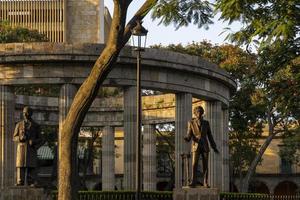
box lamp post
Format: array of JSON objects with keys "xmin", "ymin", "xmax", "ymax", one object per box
[{"xmin": 131, "ymin": 20, "xmax": 148, "ymax": 200}]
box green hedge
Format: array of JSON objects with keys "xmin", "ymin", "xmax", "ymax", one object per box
[{"xmin": 51, "ymin": 191, "xmax": 173, "ymax": 200}]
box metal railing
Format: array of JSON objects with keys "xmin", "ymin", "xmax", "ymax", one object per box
[
  {"xmin": 221, "ymin": 193, "xmax": 300, "ymax": 200},
  {"xmin": 51, "ymin": 191, "xmax": 300, "ymax": 200},
  {"xmin": 51, "ymin": 191, "xmax": 173, "ymax": 200}
]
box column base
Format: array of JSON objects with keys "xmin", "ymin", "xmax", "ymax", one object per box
[
  {"xmin": 0, "ymin": 186, "xmax": 46, "ymax": 200},
  {"xmin": 173, "ymin": 187, "xmax": 219, "ymax": 200}
]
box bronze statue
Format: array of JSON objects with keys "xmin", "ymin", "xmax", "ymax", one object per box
[
  {"xmin": 184, "ymin": 106, "xmax": 219, "ymax": 187},
  {"xmin": 13, "ymin": 106, "xmax": 42, "ymax": 186}
]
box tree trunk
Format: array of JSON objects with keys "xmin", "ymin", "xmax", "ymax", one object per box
[
  {"xmin": 58, "ymin": 1, "xmax": 157, "ymax": 199},
  {"xmin": 241, "ymin": 129, "xmax": 278, "ymax": 192}
]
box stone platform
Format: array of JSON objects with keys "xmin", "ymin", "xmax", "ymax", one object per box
[
  {"xmin": 173, "ymin": 187, "xmax": 219, "ymax": 200},
  {"xmin": 0, "ymin": 186, "xmax": 46, "ymax": 200}
]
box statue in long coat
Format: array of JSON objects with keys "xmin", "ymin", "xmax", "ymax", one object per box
[
  {"xmin": 184, "ymin": 106, "xmax": 219, "ymax": 187},
  {"xmin": 13, "ymin": 106, "xmax": 42, "ymax": 186}
]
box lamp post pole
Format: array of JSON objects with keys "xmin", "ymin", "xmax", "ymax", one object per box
[
  {"xmin": 136, "ymin": 39, "xmax": 142, "ymax": 200},
  {"xmin": 131, "ymin": 20, "xmax": 147, "ymax": 200}
]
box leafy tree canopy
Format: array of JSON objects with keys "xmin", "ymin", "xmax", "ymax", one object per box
[
  {"xmin": 216, "ymin": 0, "xmax": 299, "ymax": 48},
  {"xmin": 151, "ymin": 0, "xmax": 214, "ymax": 29}
]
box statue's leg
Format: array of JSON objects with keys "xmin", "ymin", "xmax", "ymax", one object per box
[
  {"xmin": 27, "ymin": 167, "xmax": 33, "ymax": 184},
  {"xmin": 202, "ymin": 152, "xmax": 209, "ymax": 187},
  {"xmin": 190, "ymin": 151, "xmax": 200, "ymax": 185},
  {"xmin": 27, "ymin": 167, "xmax": 38, "ymax": 186},
  {"xmin": 16, "ymin": 167, "xmax": 25, "ymax": 185}
]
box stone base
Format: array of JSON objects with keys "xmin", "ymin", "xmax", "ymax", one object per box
[
  {"xmin": 0, "ymin": 186, "xmax": 46, "ymax": 200},
  {"xmin": 173, "ymin": 187, "xmax": 219, "ymax": 200}
]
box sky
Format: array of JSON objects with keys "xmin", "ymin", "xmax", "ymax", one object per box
[{"xmin": 104, "ymin": 0, "xmax": 241, "ymax": 47}]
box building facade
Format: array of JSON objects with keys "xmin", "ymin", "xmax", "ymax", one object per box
[{"xmin": 0, "ymin": 0, "xmax": 109, "ymax": 43}]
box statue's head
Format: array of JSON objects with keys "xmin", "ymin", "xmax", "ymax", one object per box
[
  {"xmin": 193, "ymin": 106, "xmax": 204, "ymax": 119},
  {"xmin": 23, "ymin": 106, "xmax": 33, "ymax": 120}
]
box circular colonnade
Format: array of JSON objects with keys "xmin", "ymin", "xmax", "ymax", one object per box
[{"xmin": 0, "ymin": 43, "xmax": 236, "ymax": 191}]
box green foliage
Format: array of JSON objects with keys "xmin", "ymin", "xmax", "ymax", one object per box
[
  {"xmin": 40, "ymin": 125, "xmax": 58, "ymax": 153},
  {"xmin": 151, "ymin": 41, "xmax": 256, "ymax": 81},
  {"xmin": 215, "ymin": 0, "xmax": 299, "ymax": 48},
  {"xmin": 156, "ymin": 123, "xmax": 175, "ymax": 190},
  {"xmin": 0, "ymin": 20, "xmax": 48, "ymax": 43},
  {"xmin": 97, "ymin": 87, "xmax": 122, "ymax": 98},
  {"xmin": 279, "ymin": 128, "xmax": 300, "ymax": 165},
  {"xmin": 151, "ymin": 0, "xmax": 214, "ymax": 29},
  {"xmin": 14, "ymin": 85, "xmax": 61, "ymax": 97}
]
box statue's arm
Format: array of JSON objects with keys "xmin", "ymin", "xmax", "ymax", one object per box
[
  {"xmin": 207, "ymin": 121, "xmax": 218, "ymax": 152},
  {"xmin": 184, "ymin": 121, "xmax": 193, "ymax": 142},
  {"xmin": 13, "ymin": 123, "xmax": 20, "ymax": 142}
]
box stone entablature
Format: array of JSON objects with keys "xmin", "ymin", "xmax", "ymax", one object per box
[
  {"xmin": 14, "ymin": 94, "xmax": 203, "ymax": 126},
  {"xmin": 0, "ymin": 43, "xmax": 236, "ymax": 106}
]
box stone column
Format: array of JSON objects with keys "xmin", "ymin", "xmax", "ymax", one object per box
[
  {"xmin": 58, "ymin": 84, "xmax": 77, "ymax": 168},
  {"xmin": 205, "ymin": 101, "xmax": 223, "ymax": 189},
  {"xmin": 0, "ymin": 85, "xmax": 15, "ymax": 188},
  {"xmin": 222, "ymin": 107, "xmax": 230, "ymax": 191},
  {"xmin": 143, "ymin": 124, "xmax": 157, "ymax": 191},
  {"xmin": 102, "ymin": 126, "xmax": 115, "ymax": 190},
  {"xmin": 123, "ymin": 86, "xmax": 137, "ymax": 190},
  {"xmin": 175, "ymin": 93, "xmax": 192, "ymax": 189}
]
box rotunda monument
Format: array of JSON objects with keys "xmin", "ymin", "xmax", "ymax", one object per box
[{"xmin": 0, "ymin": 0, "xmax": 236, "ymax": 197}]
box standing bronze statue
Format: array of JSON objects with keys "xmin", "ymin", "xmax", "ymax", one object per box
[
  {"xmin": 184, "ymin": 106, "xmax": 219, "ymax": 187},
  {"xmin": 13, "ymin": 106, "xmax": 42, "ymax": 186}
]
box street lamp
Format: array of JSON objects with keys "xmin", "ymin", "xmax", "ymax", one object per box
[{"xmin": 131, "ymin": 20, "xmax": 148, "ymax": 200}]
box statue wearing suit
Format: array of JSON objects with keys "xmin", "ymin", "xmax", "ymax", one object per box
[
  {"xmin": 184, "ymin": 106, "xmax": 219, "ymax": 187},
  {"xmin": 13, "ymin": 106, "xmax": 42, "ymax": 186}
]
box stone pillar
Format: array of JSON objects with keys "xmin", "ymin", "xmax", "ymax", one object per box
[
  {"xmin": 205, "ymin": 101, "xmax": 223, "ymax": 190},
  {"xmin": 0, "ymin": 85, "xmax": 15, "ymax": 189},
  {"xmin": 102, "ymin": 126, "xmax": 115, "ymax": 190},
  {"xmin": 123, "ymin": 86, "xmax": 137, "ymax": 190},
  {"xmin": 143, "ymin": 124, "xmax": 157, "ymax": 191},
  {"xmin": 175, "ymin": 93, "xmax": 192, "ymax": 189},
  {"xmin": 222, "ymin": 107, "xmax": 230, "ymax": 192},
  {"xmin": 58, "ymin": 84, "xmax": 77, "ymax": 167}
]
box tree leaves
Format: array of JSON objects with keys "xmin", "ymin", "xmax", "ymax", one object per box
[
  {"xmin": 216, "ymin": 0, "xmax": 300, "ymax": 47},
  {"xmin": 151, "ymin": 0, "xmax": 214, "ymax": 29}
]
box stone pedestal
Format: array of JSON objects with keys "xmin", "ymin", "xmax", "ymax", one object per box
[
  {"xmin": 0, "ymin": 186, "xmax": 46, "ymax": 200},
  {"xmin": 173, "ymin": 187, "xmax": 219, "ymax": 200}
]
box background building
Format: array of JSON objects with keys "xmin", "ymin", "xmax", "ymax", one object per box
[{"xmin": 0, "ymin": 0, "xmax": 111, "ymax": 43}]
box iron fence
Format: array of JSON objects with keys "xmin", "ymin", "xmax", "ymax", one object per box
[
  {"xmin": 51, "ymin": 191, "xmax": 173, "ymax": 200},
  {"xmin": 221, "ymin": 193, "xmax": 300, "ymax": 200}
]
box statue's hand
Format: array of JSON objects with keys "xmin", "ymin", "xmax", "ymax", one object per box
[
  {"xmin": 213, "ymin": 148, "xmax": 220, "ymax": 154},
  {"xmin": 19, "ymin": 135, "xmax": 26, "ymax": 142},
  {"xmin": 29, "ymin": 140, "xmax": 33, "ymax": 146},
  {"xmin": 184, "ymin": 136, "xmax": 190, "ymax": 142}
]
